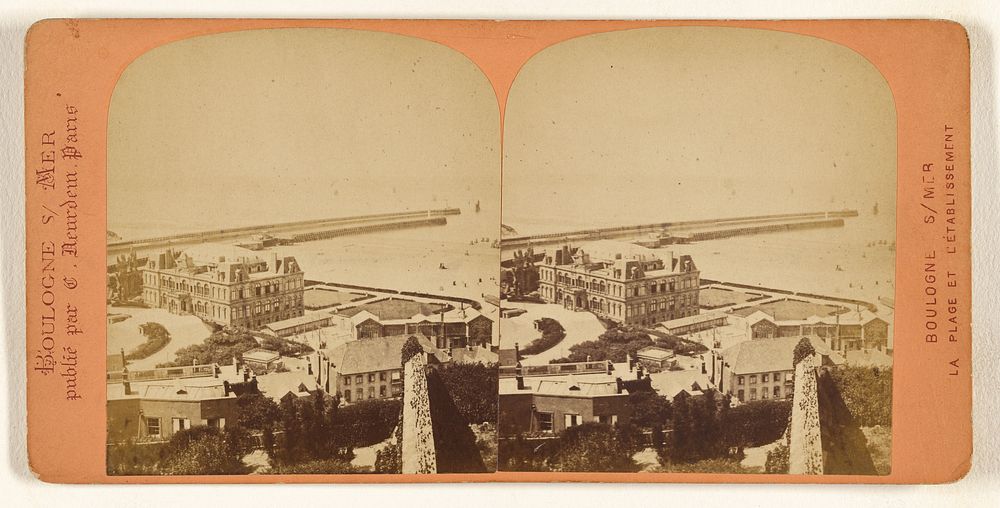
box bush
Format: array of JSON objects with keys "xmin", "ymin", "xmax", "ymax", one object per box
[
  {"xmin": 520, "ymin": 318, "xmax": 566, "ymax": 356},
  {"xmin": 157, "ymin": 329, "xmax": 310, "ymax": 368},
  {"xmin": 764, "ymin": 442, "xmax": 790, "ymax": 473},
  {"xmin": 827, "ymin": 366, "xmax": 892, "ymax": 427},
  {"xmin": 259, "ymin": 335, "xmax": 314, "ymax": 357},
  {"xmin": 549, "ymin": 423, "xmax": 639, "ymax": 472},
  {"xmin": 721, "ymin": 400, "xmax": 791, "ymax": 449},
  {"xmin": 627, "ymin": 390, "xmax": 672, "ymax": 430},
  {"xmin": 433, "ymin": 362, "xmax": 498, "ymax": 424},
  {"xmin": 125, "ymin": 322, "xmax": 171, "ymax": 360},
  {"xmin": 106, "ymin": 440, "xmax": 166, "ymax": 475},
  {"xmin": 159, "ymin": 426, "xmax": 247, "ymax": 475},
  {"xmin": 332, "ymin": 398, "xmax": 402, "ymax": 448},
  {"xmin": 551, "ymin": 326, "xmax": 652, "ymax": 364},
  {"xmin": 158, "ymin": 329, "xmax": 257, "ymax": 368}
]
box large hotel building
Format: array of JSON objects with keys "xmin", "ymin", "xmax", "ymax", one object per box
[
  {"xmin": 141, "ymin": 244, "xmax": 305, "ymax": 329},
  {"xmin": 537, "ymin": 241, "xmax": 700, "ymax": 326}
]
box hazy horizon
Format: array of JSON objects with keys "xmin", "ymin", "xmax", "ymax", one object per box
[
  {"xmin": 108, "ymin": 28, "xmax": 500, "ymax": 240},
  {"xmin": 502, "ymin": 27, "xmax": 896, "ymax": 237}
]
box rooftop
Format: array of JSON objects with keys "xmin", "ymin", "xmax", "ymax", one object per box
[
  {"xmin": 722, "ymin": 336, "xmax": 845, "ymax": 375},
  {"xmin": 326, "ymin": 334, "xmax": 449, "ymax": 376},
  {"xmin": 338, "ymin": 298, "xmax": 448, "ymax": 321}
]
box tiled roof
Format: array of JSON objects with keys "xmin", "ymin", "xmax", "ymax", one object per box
[
  {"xmin": 722, "ymin": 336, "xmax": 843, "ymax": 375},
  {"xmin": 451, "ymin": 347, "xmax": 499, "ymax": 365},
  {"xmin": 328, "ymin": 335, "xmax": 448, "ymax": 376}
]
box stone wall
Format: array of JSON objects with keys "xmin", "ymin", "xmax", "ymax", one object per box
[
  {"xmin": 401, "ymin": 353, "xmax": 437, "ymax": 474},
  {"xmin": 788, "ymin": 354, "xmax": 823, "ymax": 474}
]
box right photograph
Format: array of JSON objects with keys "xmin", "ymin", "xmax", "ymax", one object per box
[{"xmin": 497, "ymin": 27, "xmax": 896, "ymax": 475}]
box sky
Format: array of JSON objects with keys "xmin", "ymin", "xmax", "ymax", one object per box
[
  {"xmin": 108, "ymin": 28, "xmax": 500, "ymax": 239},
  {"xmin": 501, "ymin": 27, "xmax": 897, "ymax": 235}
]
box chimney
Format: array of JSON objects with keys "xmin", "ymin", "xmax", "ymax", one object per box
[
  {"xmin": 628, "ymin": 353, "xmax": 635, "ymax": 371},
  {"xmin": 606, "ymin": 361, "xmax": 613, "ymax": 375},
  {"xmin": 616, "ymin": 377, "xmax": 623, "ymax": 394},
  {"xmin": 243, "ymin": 366, "xmax": 250, "ymax": 382},
  {"xmin": 270, "ymin": 252, "xmax": 279, "ymax": 274},
  {"xmin": 516, "ymin": 373, "xmax": 525, "ymax": 390},
  {"xmin": 514, "ymin": 342, "xmax": 520, "ymax": 363},
  {"xmin": 223, "ymin": 380, "xmax": 232, "ymax": 397},
  {"xmin": 636, "ymin": 365, "xmax": 644, "ymax": 380},
  {"xmin": 214, "ymin": 365, "xmax": 220, "ymax": 378},
  {"xmin": 121, "ymin": 367, "xmax": 131, "ymax": 395}
]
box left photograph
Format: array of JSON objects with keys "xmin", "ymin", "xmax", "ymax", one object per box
[{"xmin": 104, "ymin": 29, "xmax": 501, "ymax": 475}]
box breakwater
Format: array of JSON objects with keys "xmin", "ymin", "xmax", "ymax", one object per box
[
  {"xmin": 108, "ymin": 207, "xmax": 461, "ymax": 256},
  {"xmin": 500, "ymin": 210, "xmax": 857, "ymax": 251}
]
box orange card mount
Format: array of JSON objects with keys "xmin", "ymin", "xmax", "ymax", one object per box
[{"xmin": 24, "ymin": 19, "xmax": 970, "ymax": 484}]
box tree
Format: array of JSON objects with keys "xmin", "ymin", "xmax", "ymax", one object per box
[
  {"xmin": 433, "ymin": 362, "xmax": 499, "ymax": 424},
  {"xmin": 667, "ymin": 391, "xmax": 693, "ymax": 463},
  {"xmin": 551, "ymin": 423, "xmax": 638, "ymax": 472},
  {"xmin": 721, "ymin": 399, "xmax": 792, "ymax": 453},
  {"xmin": 159, "ymin": 426, "xmax": 247, "ymax": 475},
  {"xmin": 279, "ymin": 395, "xmax": 301, "ymax": 464},
  {"xmin": 236, "ymin": 393, "xmax": 280, "ymax": 462},
  {"xmin": 627, "ymin": 390, "xmax": 672, "ymax": 430}
]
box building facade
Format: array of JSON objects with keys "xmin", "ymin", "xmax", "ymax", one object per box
[
  {"xmin": 320, "ymin": 334, "xmax": 450, "ymax": 404},
  {"xmin": 140, "ymin": 245, "xmax": 305, "ymax": 329},
  {"xmin": 744, "ymin": 309, "xmax": 890, "ymax": 353},
  {"xmin": 499, "ymin": 360, "xmax": 632, "ymax": 437},
  {"xmin": 537, "ymin": 241, "xmax": 700, "ymax": 326},
  {"xmin": 713, "ymin": 335, "xmax": 845, "ymax": 403},
  {"xmin": 344, "ymin": 302, "xmax": 494, "ymax": 350}
]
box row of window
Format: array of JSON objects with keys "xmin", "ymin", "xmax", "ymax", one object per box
[
  {"xmin": 343, "ymin": 371, "xmax": 402, "ymax": 386},
  {"xmin": 342, "ymin": 384, "xmax": 401, "ymax": 403},
  {"xmin": 144, "ymin": 271, "xmax": 303, "ymax": 302},
  {"xmin": 535, "ymin": 412, "xmax": 618, "ymax": 432},
  {"xmin": 143, "ymin": 416, "xmax": 226, "ymax": 437},
  {"xmin": 737, "ymin": 386, "xmax": 785, "ymax": 401},
  {"xmin": 736, "ymin": 372, "xmax": 790, "ymax": 386}
]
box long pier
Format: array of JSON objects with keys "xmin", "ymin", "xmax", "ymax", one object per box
[
  {"xmin": 499, "ymin": 210, "xmax": 858, "ymax": 251},
  {"xmin": 107, "ymin": 208, "xmax": 461, "ymax": 257}
]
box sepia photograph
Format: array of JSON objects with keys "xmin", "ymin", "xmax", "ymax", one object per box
[
  {"xmin": 103, "ymin": 28, "xmax": 501, "ymax": 475},
  {"xmin": 497, "ymin": 27, "xmax": 895, "ymax": 475}
]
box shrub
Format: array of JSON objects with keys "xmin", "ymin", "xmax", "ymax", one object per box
[
  {"xmin": 551, "ymin": 326, "xmax": 652, "ymax": 364},
  {"xmin": 520, "ymin": 318, "xmax": 566, "ymax": 356},
  {"xmin": 827, "ymin": 366, "xmax": 892, "ymax": 427},
  {"xmin": 259, "ymin": 335, "xmax": 314, "ymax": 357},
  {"xmin": 125, "ymin": 322, "xmax": 171, "ymax": 360},
  {"xmin": 549, "ymin": 423, "xmax": 639, "ymax": 472},
  {"xmin": 433, "ymin": 362, "xmax": 498, "ymax": 424},
  {"xmin": 332, "ymin": 398, "xmax": 402, "ymax": 448},
  {"xmin": 157, "ymin": 329, "xmax": 310, "ymax": 368},
  {"xmin": 721, "ymin": 400, "xmax": 791, "ymax": 449},
  {"xmin": 159, "ymin": 426, "xmax": 247, "ymax": 475},
  {"xmin": 764, "ymin": 442, "xmax": 790, "ymax": 473},
  {"xmin": 106, "ymin": 440, "xmax": 166, "ymax": 475}
]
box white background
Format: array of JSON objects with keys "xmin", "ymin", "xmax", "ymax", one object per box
[{"xmin": 1, "ymin": 1, "xmax": 998, "ymax": 506}]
